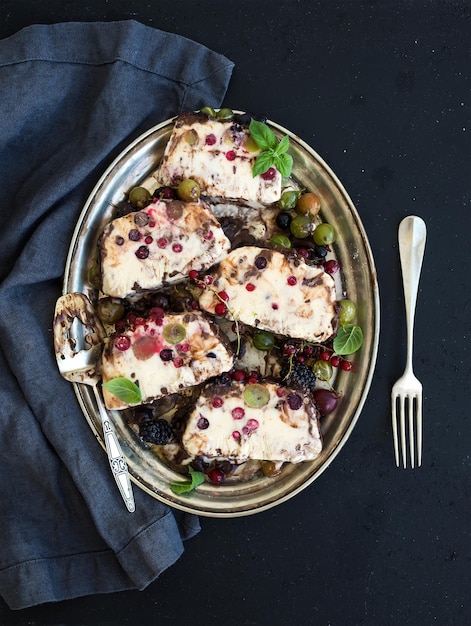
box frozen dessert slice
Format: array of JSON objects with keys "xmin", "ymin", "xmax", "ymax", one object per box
[
  {"xmin": 182, "ymin": 379, "xmax": 322, "ymax": 463},
  {"xmin": 101, "ymin": 310, "xmax": 234, "ymax": 410},
  {"xmin": 154, "ymin": 112, "xmax": 282, "ymax": 204},
  {"xmin": 198, "ymin": 246, "xmax": 337, "ymax": 342},
  {"xmin": 99, "ymin": 198, "xmax": 230, "ymax": 298}
]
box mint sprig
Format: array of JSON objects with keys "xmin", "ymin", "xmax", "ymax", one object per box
[
  {"xmin": 333, "ymin": 324, "xmax": 364, "ymax": 356},
  {"xmin": 249, "ymin": 119, "xmax": 293, "ymax": 178},
  {"xmin": 170, "ymin": 466, "xmax": 206, "ymax": 495},
  {"xmin": 102, "ymin": 377, "xmax": 142, "ymax": 404}
]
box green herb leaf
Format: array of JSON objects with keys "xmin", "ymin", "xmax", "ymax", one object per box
[
  {"xmin": 249, "ymin": 119, "xmax": 277, "ymax": 150},
  {"xmin": 252, "ymin": 151, "xmax": 275, "ymax": 177},
  {"xmin": 274, "ymin": 152, "xmax": 293, "ymax": 177},
  {"xmin": 333, "ymin": 324, "xmax": 364, "ymax": 355},
  {"xmin": 170, "ymin": 466, "xmax": 206, "ymax": 495},
  {"xmin": 276, "ymin": 134, "xmax": 290, "ymax": 155},
  {"xmin": 102, "ymin": 377, "xmax": 142, "ymax": 404},
  {"xmin": 249, "ymin": 120, "xmax": 293, "ymax": 178}
]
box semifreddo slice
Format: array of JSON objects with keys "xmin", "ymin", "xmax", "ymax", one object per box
[
  {"xmin": 198, "ymin": 246, "xmax": 338, "ymax": 342},
  {"xmin": 154, "ymin": 112, "xmax": 282, "ymax": 204},
  {"xmin": 182, "ymin": 379, "xmax": 323, "ymax": 463},
  {"xmin": 102, "ymin": 310, "xmax": 234, "ymax": 410},
  {"xmin": 99, "ymin": 198, "xmax": 230, "ymax": 298}
]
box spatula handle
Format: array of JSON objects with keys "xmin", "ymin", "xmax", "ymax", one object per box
[{"xmin": 94, "ymin": 387, "xmax": 135, "ymax": 513}]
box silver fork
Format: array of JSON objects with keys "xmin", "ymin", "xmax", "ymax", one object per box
[{"xmin": 391, "ymin": 216, "xmax": 427, "ymax": 468}]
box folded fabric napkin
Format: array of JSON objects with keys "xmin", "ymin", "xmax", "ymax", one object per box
[{"xmin": 0, "ymin": 20, "xmax": 234, "ymax": 610}]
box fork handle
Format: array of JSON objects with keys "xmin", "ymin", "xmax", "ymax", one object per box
[{"xmin": 398, "ymin": 216, "xmax": 427, "ymax": 373}]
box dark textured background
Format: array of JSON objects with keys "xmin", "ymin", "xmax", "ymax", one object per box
[{"xmin": 1, "ymin": 1, "xmax": 469, "ymax": 625}]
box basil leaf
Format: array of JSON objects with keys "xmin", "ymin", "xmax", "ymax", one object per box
[
  {"xmin": 102, "ymin": 377, "xmax": 142, "ymax": 404},
  {"xmin": 170, "ymin": 467, "xmax": 206, "ymax": 495},
  {"xmin": 275, "ymin": 134, "xmax": 290, "ymax": 155},
  {"xmin": 249, "ymin": 119, "xmax": 277, "ymax": 151},
  {"xmin": 274, "ymin": 152, "xmax": 293, "ymax": 177},
  {"xmin": 252, "ymin": 151, "xmax": 275, "ymax": 177},
  {"xmin": 333, "ymin": 324, "xmax": 364, "ymax": 355}
]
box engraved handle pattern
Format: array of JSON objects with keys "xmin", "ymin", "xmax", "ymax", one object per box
[
  {"xmin": 101, "ymin": 417, "xmax": 136, "ymax": 512},
  {"xmin": 95, "ymin": 388, "xmax": 135, "ymax": 513}
]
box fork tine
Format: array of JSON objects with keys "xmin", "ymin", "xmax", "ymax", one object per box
[
  {"xmin": 416, "ymin": 394, "xmax": 423, "ymax": 467},
  {"xmin": 408, "ymin": 395, "xmax": 415, "ymax": 469},
  {"xmin": 399, "ymin": 395, "xmax": 407, "ymax": 469},
  {"xmin": 392, "ymin": 394, "xmax": 400, "ymax": 467}
]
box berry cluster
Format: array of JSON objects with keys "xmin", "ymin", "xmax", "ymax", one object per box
[
  {"xmin": 319, "ymin": 349, "xmax": 353, "ymax": 372},
  {"xmin": 139, "ymin": 418, "xmax": 174, "ymax": 445},
  {"xmin": 280, "ymin": 360, "xmax": 317, "ymax": 393}
]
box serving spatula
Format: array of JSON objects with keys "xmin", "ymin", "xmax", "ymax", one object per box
[{"xmin": 53, "ymin": 292, "xmax": 135, "ymax": 512}]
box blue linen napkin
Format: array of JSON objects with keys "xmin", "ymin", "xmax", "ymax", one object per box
[{"xmin": 0, "ymin": 20, "xmax": 234, "ymax": 610}]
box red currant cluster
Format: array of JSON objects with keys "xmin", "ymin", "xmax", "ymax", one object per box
[
  {"xmin": 319, "ymin": 348, "xmax": 352, "ymax": 371},
  {"xmin": 228, "ymin": 368, "xmax": 260, "ymax": 385},
  {"xmin": 188, "ymin": 269, "xmax": 231, "ymax": 317},
  {"xmin": 282, "ymin": 341, "xmax": 352, "ymax": 371},
  {"xmin": 282, "ymin": 341, "xmax": 317, "ymax": 364}
]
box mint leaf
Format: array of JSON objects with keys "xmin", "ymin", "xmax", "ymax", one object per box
[
  {"xmin": 249, "ymin": 119, "xmax": 277, "ymax": 151},
  {"xmin": 275, "ymin": 134, "xmax": 290, "ymax": 155},
  {"xmin": 252, "ymin": 151, "xmax": 275, "ymax": 177},
  {"xmin": 102, "ymin": 377, "xmax": 142, "ymax": 404},
  {"xmin": 274, "ymin": 152, "xmax": 293, "ymax": 177},
  {"xmin": 333, "ymin": 324, "xmax": 364, "ymax": 355},
  {"xmin": 170, "ymin": 466, "xmax": 206, "ymax": 495},
  {"xmin": 249, "ymin": 121, "xmax": 292, "ymax": 178}
]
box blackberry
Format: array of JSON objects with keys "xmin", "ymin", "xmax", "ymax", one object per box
[
  {"xmin": 139, "ymin": 419, "xmax": 173, "ymax": 445},
  {"xmin": 280, "ymin": 360, "xmax": 317, "ymax": 393}
]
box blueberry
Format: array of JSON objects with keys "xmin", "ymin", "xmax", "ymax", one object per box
[
  {"xmin": 314, "ymin": 245, "xmax": 328, "ymax": 258},
  {"xmin": 276, "ymin": 211, "xmax": 292, "ymax": 230},
  {"xmin": 254, "ymin": 256, "xmax": 268, "ymax": 270},
  {"xmin": 233, "ymin": 111, "xmax": 268, "ymax": 126}
]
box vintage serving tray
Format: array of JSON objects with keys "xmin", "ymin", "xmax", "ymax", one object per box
[{"xmin": 63, "ymin": 113, "xmax": 380, "ymax": 517}]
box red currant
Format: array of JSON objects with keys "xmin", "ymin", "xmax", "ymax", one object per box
[
  {"xmin": 283, "ymin": 344, "xmax": 297, "ymax": 356},
  {"xmin": 188, "ymin": 269, "xmax": 200, "ymax": 280},
  {"xmin": 114, "ymin": 335, "xmax": 131, "ymax": 351},
  {"xmin": 324, "ymin": 259, "xmax": 340, "ymax": 274},
  {"xmin": 232, "ymin": 407, "xmax": 245, "ymax": 420},
  {"xmin": 214, "ymin": 302, "xmax": 227, "ymax": 316},
  {"xmin": 231, "ymin": 370, "xmax": 246, "ymax": 382},
  {"xmin": 208, "ymin": 468, "xmax": 225, "ymax": 484},
  {"xmin": 261, "ymin": 167, "xmax": 277, "ymax": 181}
]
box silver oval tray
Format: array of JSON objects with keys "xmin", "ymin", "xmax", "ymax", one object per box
[{"xmin": 63, "ymin": 114, "xmax": 380, "ymax": 517}]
